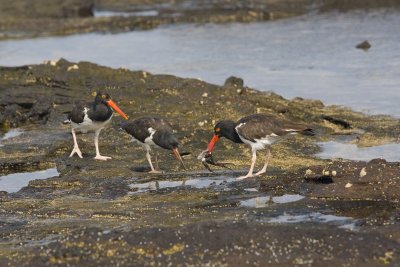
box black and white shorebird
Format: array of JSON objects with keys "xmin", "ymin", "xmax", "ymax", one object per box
[
  {"xmin": 67, "ymin": 92, "xmax": 129, "ymax": 160},
  {"xmin": 121, "ymin": 116, "xmax": 185, "ymax": 173},
  {"xmin": 204, "ymin": 114, "xmax": 314, "ymax": 180}
]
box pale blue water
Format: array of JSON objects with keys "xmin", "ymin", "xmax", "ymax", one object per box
[
  {"xmin": 129, "ymin": 176, "xmax": 236, "ymax": 194},
  {"xmin": 0, "ymin": 128, "xmax": 23, "ymax": 147},
  {"xmin": 0, "ymin": 9, "xmax": 399, "ymax": 116},
  {"xmin": 0, "ymin": 168, "xmax": 59, "ymax": 193},
  {"xmin": 317, "ymin": 141, "xmax": 400, "ymax": 162},
  {"xmin": 240, "ymin": 194, "xmax": 305, "ymax": 208},
  {"xmin": 266, "ymin": 212, "xmax": 358, "ymax": 231}
]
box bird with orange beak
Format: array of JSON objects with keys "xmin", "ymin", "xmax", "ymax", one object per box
[
  {"xmin": 203, "ymin": 114, "xmax": 314, "ymax": 180},
  {"xmin": 67, "ymin": 92, "xmax": 129, "ymax": 160},
  {"xmin": 121, "ymin": 116, "xmax": 185, "ymax": 173}
]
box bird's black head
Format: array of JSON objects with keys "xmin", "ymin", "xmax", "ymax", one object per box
[
  {"xmin": 92, "ymin": 91, "xmax": 129, "ymax": 120},
  {"xmin": 214, "ymin": 120, "xmax": 237, "ymax": 139},
  {"xmin": 207, "ymin": 120, "xmax": 241, "ymax": 154},
  {"xmin": 94, "ymin": 92, "xmax": 112, "ymax": 104}
]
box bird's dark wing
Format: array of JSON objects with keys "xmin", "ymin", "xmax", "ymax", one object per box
[
  {"xmin": 236, "ymin": 114, "xmax": 312, "ymax": 142},
  {"xmin": 69, "ymin": 101, "xmax": 86, "ymax": 123},
  {"xmin": 152, "ymin": 129, "xmax": 180, "ymax": 150},
  {"xmin": 147, "ymin": 116, "xmax": 174, "ymax": 132},
  {"xmin": 121, "ymin": 118, "xmax": 152, "ymax": 143},
  {"xmin": 147, "ymin": 116, "xmax": 180, "ymax": 149},
  {"xmin": 122, "ymin": 116, "xmax": 180, "ymax": 149}
]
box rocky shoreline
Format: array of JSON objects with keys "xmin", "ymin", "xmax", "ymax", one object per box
[{"xmin": 0, "ymin": 60, "xmax": 399, "ymax": 265}]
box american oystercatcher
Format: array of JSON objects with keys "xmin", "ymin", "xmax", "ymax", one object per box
[
  {"xmin": 121, "ymin": 116, "xmax": 185, "ymax": 173},
  {"xmin": 204, "ymin": 113, "xmax": 314, "ymax": 180},
  {"xmin": 67, "ymin": 92, "xmax": 128, "ymax": 160}
]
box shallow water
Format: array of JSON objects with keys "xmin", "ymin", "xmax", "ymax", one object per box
[
  {"xmin": 240, "ymin": 194, "xmax": 305, "ymax": 208},
  {"xmin": 0, "ymin": 168, "xmax": 59, "ymax": 193},
  {"xmin": 266, "ymin": 212, "xmax": 358, "ymax": 230},
  {"xmin": 129, "ymin": 176, "xmax": 236, "ymax": 194},
  {"xmin": 93, "ymin": 10, "xmax": 159, "ymax": 17},
  {"xmin": 0, "ymin": 9, "xmax": 399, "ymax": 116},
  {"xmin": 0, "ymin": 129, "xmax": 23, "ymax": 147},
  {"xmin": 317, "ymin": 141, "xmax": 400, "ymax": 162}
]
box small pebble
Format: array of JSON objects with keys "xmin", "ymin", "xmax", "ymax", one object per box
[
  {"xmin": 359, "ymin": 167, "xmax": 367, "ymax": 177},
  {"xmin": 345, "ymin": 183, "xmax": 353, "ymax": 188},
  {"xmin": 67, "ymin": 64, "xmax": 79, "ymax": 71}
]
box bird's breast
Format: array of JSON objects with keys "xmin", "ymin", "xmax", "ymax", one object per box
[{"xmin": 72, "ymin": 108, "xmax": 113, "ymax": 132}]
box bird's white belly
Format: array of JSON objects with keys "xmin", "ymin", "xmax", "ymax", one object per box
[
  {"xmin": 144, "ymin": 136, "xmax": 156, "ymax": 147},
  {"xmin": 72, "ymin": 113, "xmax": 113, "ymax": 133},
  {"xmin": 239, "ymin": 134, "xmax": 278, "ymax": 151},
  {"xmin": 144, "ymin": 127, "xmax": 160, "ymax": 149},
  {"xmin": 130, "ymin": 136, "xmax": 153, "ymax": 146},
  {"xmin": 130, "ymin": 127, "xmax": 158, "ymax": 151}
]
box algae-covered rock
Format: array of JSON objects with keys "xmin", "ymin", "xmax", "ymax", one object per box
[{"xmin": 1, "ymin": 60, "xmax": 400, "ymax": 266}]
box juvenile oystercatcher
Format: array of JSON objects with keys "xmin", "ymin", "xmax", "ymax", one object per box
[
  {"xmin": 67, "ymin": 92, "xmax": 128, "ymax": 160},
  {"xmin": 121, "ymin": 116, "xmax": 185, "ymax": 173},
  {"xmin": 204, "ymin": 114, "xmax": 314, "ymax": 180}
]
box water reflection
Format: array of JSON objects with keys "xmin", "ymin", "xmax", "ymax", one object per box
[
  {"xmin": 0, "ymin": 168, "xmax": 59, "ymax": 193},
  {"xmin": 240, "ymin": 194, "xmax": 305, "ymax": 208},
  {"xmin": 317, "ymin": 141, "xmax": 400, "ymax": 162},
  {"xmin": 267, "ymin": 212, "xmax": 358, "ymax": 231},
  {"xmin": 93, "ymin": 10, "xmax": 159, "ymax": 17},
  {"xmin": 129, "ymin": 176, "xmax": 236, "ymax": 194},
  {"xmin": 0, "ymin": 129, "xmax": 23, "ymax": 147}
]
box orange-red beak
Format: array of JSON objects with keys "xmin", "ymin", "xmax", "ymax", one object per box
[
  {"xmin": 207, "ymin": 134, "xmax": 219, "ymax": 153},
  {"xmin": 172, "ymin": 147, "xmax": 186, "ymax": 170},
  {"xmin": 106, "ymin": 99, "xmax": 129, "ymax": 120}
]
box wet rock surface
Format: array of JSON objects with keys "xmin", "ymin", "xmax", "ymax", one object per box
[
  {"xmin": 0, "ymin": 60, "xmax": 400, "ymax": 265},
  {"xmin": 1, "ymin": 0, "xmax": 400, "ymax": 40}
]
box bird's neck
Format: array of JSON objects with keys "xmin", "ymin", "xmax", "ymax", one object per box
[
  {"xmin": 94, "ymin": 102, "xmax": 111, "ymax": 113},
  {"xmin": 221, "ymin": 122, "xmax": 243, "ymax": 143}
]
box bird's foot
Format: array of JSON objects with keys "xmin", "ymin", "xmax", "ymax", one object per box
[
  {"xmin": 236, "ymin": 174, "xmax": 255, "ymax": 180},
  {"xmin": 254, "ymin": 170, "xmax": 267, "ymax": 176},
  {"xmin": 149, "ymin": 170, "xmax": 162, "ymax": 174},
  {"xmin": 94, "ymin": 155, "xmax": 112, "ymax": 161},
  {"xmin": 69, "ymin": 147, "xmax": 83, "ymax": 158}
]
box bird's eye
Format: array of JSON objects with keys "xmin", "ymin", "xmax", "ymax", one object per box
[
  {"xmin": 102, "ymin": 95, "xmax": 106, "ymax": 99},
  {"xmin": 215, "ymin": 128, "xmax": 221, "ymax": 133}
]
